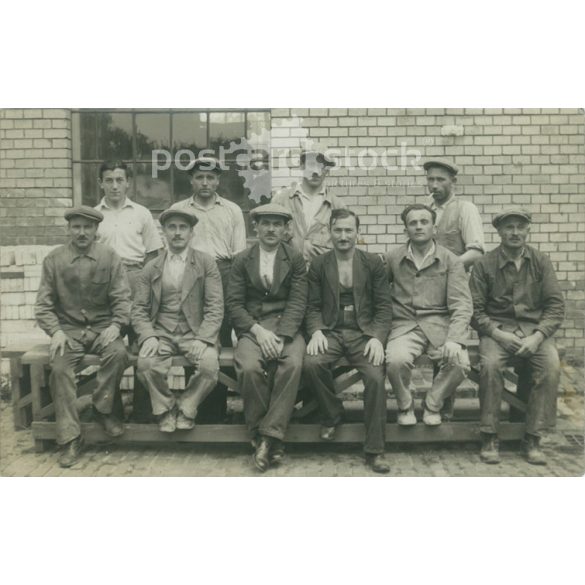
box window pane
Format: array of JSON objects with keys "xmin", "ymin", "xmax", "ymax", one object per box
[
  {"xmin": 136, "ymin": 113, "xmax": 171, "ymax": 160},
  {"xmin": 72, "ymin": 112, "xmax": 98, "ymax": 160},
  {"xmin": 247, "ymin": 111, "xmax": 271, "ymax": 145},
  {"xmin": 172, "ymin": 112, "xmax": 207, "ymax": 155},
  {"xmin": 134, "ymin": 162, "xmax": 172, "ymax": 211},
  {"xmin": 209, "ymin": 112, "xmax": 245, "ymax": 152},
  {"xmin": 97, "ymin": 112, "xmax": 133, "ymax": 160},
  {"xmin": 173, "ymin": 167, "xmax": 193, "ymax": 203},
  {"xmin": 73, "ymin": 163, "xmax": 102, "ymax": 207}
]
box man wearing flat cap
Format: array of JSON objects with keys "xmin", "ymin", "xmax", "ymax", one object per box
[
  {"xmin": 171, "ymin": 156, "xmax": 247, "ymax": 347},
  {"xmin": 423, "ymin": 158, "xmax": 485, "ymax": 270},
  {"xmin": 470, "ymin": 208, "xmax": 565, "ymax": 465},
  {"xmin": 35, "ymin": 206, "xmax": 131, "ymax": 467},
  {"xmin": 132, "ymin": 207, "xmax": 224, "ymax": 432},
  {"xmin": 227, "ymin": 203, "xmax": 307, "ymax": 472},
  {"xmin": 272, "ymin": 149, "xmax": 346, "ymax": 263}
]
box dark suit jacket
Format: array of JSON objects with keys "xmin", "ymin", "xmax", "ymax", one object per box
[
  {"xmin": 227, "ymin": 242, "xmax": 307, "ymax": 339},
  {"xmin": 305, "ymin": 248, "xmax": 392, "ymax": 344},
  {"xmin": 131, "ymin": 248, "xmax": 224, "ymax": 346}
]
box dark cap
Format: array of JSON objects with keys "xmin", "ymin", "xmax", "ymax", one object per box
[
  {"xmin": 250, "ymin": 203, "xmax": 292, "ymax": 222},
  {"xmin": 186, "ymin": 156, "xmax": 223, "ymax": 176},
  {"xmin": 300, "ymin": 149, "xmax": 336, "ymax": 168},
  {"xmin": 492, "ymin": 207, "xmax": 532, "ymax": 228},
  {"xmin": 64, "ymin": 206, "xmax": 104, "ymax": 223},
  {"xmin": 159, "ymin": 208, "xmax": 199, "ymax": 227},
  {"xmin": 423, "ymin": 158, "xmax": 459, "ymax": 176}
]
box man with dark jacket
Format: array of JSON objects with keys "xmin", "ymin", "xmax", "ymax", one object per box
[
  {"xmin": 470, "ymin": 208, "xmax": 565, "ymax": 465},
  {"xmin": 302, "ymin": 209, "xmax": 393, "ymax": 473},
  {"xmin": 227, "ymin": 203, "xmax": 307, "ymax": 472},
  {"xmin": 35, "ymin": 206, "xmax": 131, "ymax": 468},
  {"xmin": 132, "ymin": 208, "xmax": 223, "ymax": 433}
]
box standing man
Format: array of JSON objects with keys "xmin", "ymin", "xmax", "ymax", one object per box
[
  {"xmin": 470, "ymin": 208, "xmax": 564, "ymax": 465},
  {"xmin": 132, "ymin": 208, "xmax": 223, "ymax": 433},
  {"xmin": 227, "ymin": 203, "xmax": 307, "ymax": 472},
  {"xmin": 35, "ymin": 206, "xmax": 131, "ymax": 468},
  {"xmin": 424, "ymin": 158, "xmax": 485, "ymax": 270},
  {"xmin": 171, "ymin": 156, "xmax": 247, "ymax": 347},
  {"xmin": 303, "ymin": 209, "xmax": 392, "ymax": 474},
  {"xmin": 272, "ymin": 150, "xmax": 345, "ymax": 263},
  {"xmin": 95, "ymin": 160, "xmax": 163, "ymax": 293},
  {"xmin": 384, "ymin": 204, "xmax": 473, "ymax": 426}
]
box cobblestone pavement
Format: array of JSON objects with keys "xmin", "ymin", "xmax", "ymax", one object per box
[{"xmin": 1, "ymin": 390, "xmax": 583, "ymax": 477}]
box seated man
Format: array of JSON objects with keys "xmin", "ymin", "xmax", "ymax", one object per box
[
  {"xmin": 303, "ymin": 209, "xmax": 392, "ymax": 474},
  {"xmin": 132, "ymin": 208, "xmax": 223, "ymax": 432},
  {"xmin": 385, "ymin": 204, "xmax": 472, "ymax": 427},
  {"xmin": 35, "ymin": 206, "xmax": 131, "ymax": 468},
  {"xmin": 470, "ymin": 208, "xmax": 565, "ymax": 465},
  {"xmin": 227, "ymin": 203, "xmax": 307, "ymax": 472}
]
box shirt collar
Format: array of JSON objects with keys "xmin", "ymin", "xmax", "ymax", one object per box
[
  {"xmin": 189, "ymin": 193, "xmax": 222, "ymax": 208},
  {"xmin": 291, "ymin": 182, "xmax": 330, "ymax": 202},
  {"xmin": 96, "ymin": 197, "xmax": 135, "ymax": 210},
  {"xmin": 68, "ymin": 241, "xmax": 98, "ymax": 261},
  {"xmin": 497, "ymin": 245, "xmax": 529, "ymax": 269},
  {"xmin": 429, "ymin": 194, "xmax": 455, "ymax": 210},
  {"xmin": 406, "ymin": 240, "xmax": 437, "ymax": 266},
  {"xmin": 169, "ymin": 248, "xmax": 189, "ymax": 263}
]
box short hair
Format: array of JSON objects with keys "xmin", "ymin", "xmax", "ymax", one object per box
[
  {"xmin": 99, "ymin": 160, "xmax": 130, "ymax": 181},
  {"xmin": 330, "ymin": 208, "xmax": 360, "ymax": 230},
  {"xmin": 400, "ymin": 204, "xmax": 436, "ymax": 226}
]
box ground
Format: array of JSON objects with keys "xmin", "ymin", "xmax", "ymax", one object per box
[{"xmin": 1, "ymin": 372, "xmax": 583, "ymax": 476}]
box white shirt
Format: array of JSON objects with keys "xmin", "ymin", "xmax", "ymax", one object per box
[
  {"xmin": 407, "ymin": 241, "xmax": 436, "ymax": 271},
  {"xmin": 165, "ymin": 248, "xmax": 188, "ymax": 288},
  {"xmin": 259, "ymin": 247, "xmax": 278, "ymax": 289}
]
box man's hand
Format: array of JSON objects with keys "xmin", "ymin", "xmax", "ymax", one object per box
[
  {"xmin": 96, "ymin": 324, "xmax": 121, "ymax": 349},
  {"xmin": 187, "ymin": 339, "xmax": 208, "ymax": 362},
  {"xmin": 307, "ymin": 330, "xmax": 329, "ymax": 356},
  {"xmin": 492, "ymin": 329, "xmax": 523, "ymax": 354},
  {"xmin": 251, "ymin": 324, "xmax": 283, "ymax": 360},
  {"xmin": 515, "ymin": 331, "xmax": 545, "ymax": 358},
  {"xmin": 363, "ymin": 337, "xmax": 384, "ymax": 366},
  {"xmin": 441, "ymin": 341, "xmax": 470, "ymax": 372},
  {"xmin": 50, "ymin": 330, "xmax": 72, "ymax": 360},
  {"xmin": 139, "ymin": 337, "xmax": 160, "ymax": 358}
]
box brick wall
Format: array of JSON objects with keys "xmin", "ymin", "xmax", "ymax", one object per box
[
  {"xmin": 0, "ymin": 108, "xmax": 583, "ymax": 365},
  {"xmin": 0, "ymin": 109, "xmax": 73, "ymax": 246},
  {"xmin": 270, "ymin": 109, "xmax": 585, "ymax": 364}
]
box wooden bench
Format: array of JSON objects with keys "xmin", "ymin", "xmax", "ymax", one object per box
[{"xmin": 11, "ymin": 342, "xmax": 528, "ymax": 451}]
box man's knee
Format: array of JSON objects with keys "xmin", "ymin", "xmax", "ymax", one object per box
[
  {"xmin": 50, "ymin": 356, "xmax": 75, "ymax": 379},
  {"xmin": 198, "ymin": 348, "xmax": 220, "ymax": 378},
  {"xmin": 102, "ymin": 340, "xmax": 128, "ymax": 363},
  {"xmin": 361, "ymin": 364, "xmax": 386, "ymax": 390},
  {"xmin": 385, "ymin": 344, "xmax": 413, "ymax": 376},
  {"xmin": 302, "ymin": 353, "xmax": 328, "ymax": 375}
]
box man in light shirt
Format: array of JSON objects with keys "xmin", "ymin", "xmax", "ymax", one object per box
[
  {"xmin": 132, "ymin": 208, "xmax": 223, "ymax": 433},
  {"xmin": 95, "ymin": 160, "xmax": 163, "ymax": 293},
  {"xmin": 171, "ymin": 156, "xmax": 247, "ymax": 347},
  {"xmin": 272, "ymin": 150, "xmax": 345, "ymax": 263},
  {"xmin": 385, "ymin": 204, "xmax": 473, "ymax": 427},
  {"xmin": 227, "ymin": 203, "xmax": 307, "ymax": 472}
]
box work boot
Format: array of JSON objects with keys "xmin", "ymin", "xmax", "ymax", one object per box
[
  {"xmin": 269, "ymin": 438, "xmax": 285, "ymax": 465},
  {"xmin": 525, "ymin": 434, "xmax": 547, "ymax": 466},
  {"xmin": 94, "ymin": 408, "xmax": 125, "ymax": 438},
  {"xmin": 319, "ymin": 425, "xmax": 337, "ymax": 441},
  {"xmin": 365, "ymin": 454, "xmax": 390, "ymax": 474},
  {"xmin": 59, "ymin": 436, "xmax": 84, "ymax": 468},
  {"xmin": 480, "ymin": 432, "xmax": 501, "ymax": 464},
  {"xmin": 253, "ymin": 436, "xmax": 272, "ymax": 473}
]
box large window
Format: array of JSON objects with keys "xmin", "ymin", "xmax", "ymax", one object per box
[{"xmin": 72, "ymin": 109, "xmax": 271, "ymax": 229}]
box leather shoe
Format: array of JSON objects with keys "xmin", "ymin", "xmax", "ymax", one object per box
[
  {"xmin": 525, "ymin": 434, "xmax": 547, "ymax": 466},
  {"xmin": 320, "ymin": 425, "xmax": 337, "ymax": 441},
  {"xmin": 252, "ymin": 437, "xmax": 271, "ymax": 472},
  {"xmin": 94, "ymin": 410, "xmax": 125, "ymax": 438},
  {"xmin": 269, "ymin": 438, "xmax": 285, "ymax": 465},
  {"xmin": 59, "ymin": 436, "xmax": 84, "ymax": 468},
  {"xmin": 480, "ymin": 433, "xmax": 501, "ymax": 464},
  {"xmin": 365, "ymin": 454, "xmax": 390, "ymax": 474}
]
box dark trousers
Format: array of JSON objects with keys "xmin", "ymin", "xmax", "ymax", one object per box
[
  {"xmin": 478, "ymin": 335, "xmax": 561, "ymax": 437},
  {"xmin": 216, "ymin": 258, "xmax": 234, "ymax": 348},
  {"xmin": 302, "ymin": 329, "xmax": 387, "ymax": 454},
  {"xmin": 50, "ymin": 331, "xmax": 129, "ymax": 445},
  {"xmin": 234, "ymin": 333, "xmax": 305, "ymax": 441}
]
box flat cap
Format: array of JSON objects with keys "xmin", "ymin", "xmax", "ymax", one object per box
[
  {"xmin": 250, "ymin": 203, "xmax": 292, "ymax": 222},
  {"xmin": 186, "ymin": 156, "xmax": 223, "ymax": 175},
  {"xmin": 300, "ymin": 149, "xmax": 336, "ymax": 167},
  {"xmin": 423, "ymin": 158, "xmax": 459, "ymax": 176},
  {"xmin": 492, "ymin": 207, "xmax": 532, "ymax": 228},
  {"xmin": 64, "ymin": 206, "xmax": 104, "ymax": 223},
  {"xmin": 159, "ymin": 208, "xmax": 199, "ymax": 226}
]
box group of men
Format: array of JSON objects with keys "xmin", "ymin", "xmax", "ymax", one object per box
[{"xmin": 35, "ymin": 152, "xmax": 565, "ymax": 474}]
